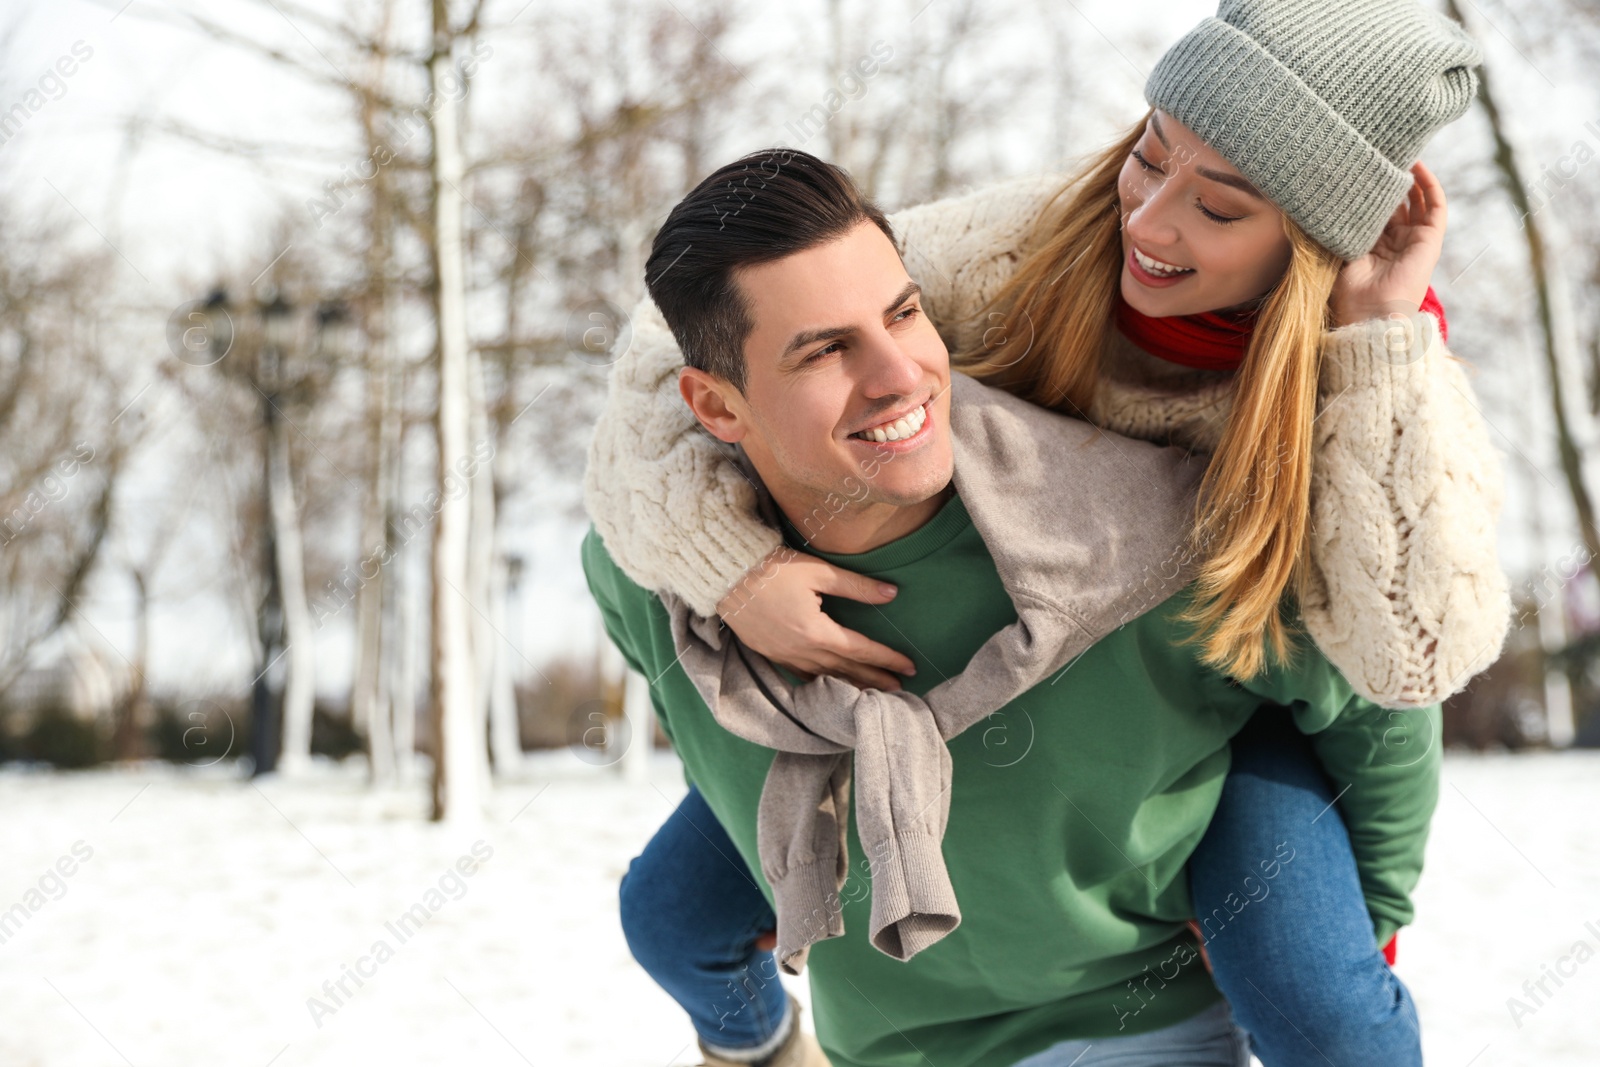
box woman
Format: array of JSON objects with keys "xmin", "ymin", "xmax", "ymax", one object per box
[{"xmin": 597, "ymin": 1, "xmax": 1509, "ymax": 1064}]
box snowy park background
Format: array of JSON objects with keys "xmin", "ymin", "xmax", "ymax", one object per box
[
  {"xmin": 3, "ymin": 751, "xmax": 1600, "ymax": 1065},
  {"xmin": 1, "ymin": 0, "xmax": 1600, "ymax": 1063}
]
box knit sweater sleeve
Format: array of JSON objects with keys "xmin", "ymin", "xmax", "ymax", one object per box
[
  {"xmin": 582, "ymin": 176, "xmax": 1065, "ymax": 615},
  {"xmin": 1302, "ymin": 313, "xmax": 1513, "ymax": 707},
  {"xmin": 583, "ymin": 299, "xmax": 782, "ymax": 617}
]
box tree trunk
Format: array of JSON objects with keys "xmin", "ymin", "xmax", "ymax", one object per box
[
  {"xmin": 251, "ymin": 452, "xmax": 284, "ymax": 777},
  {"xmin": 111, "ymin": 568, "xmax": 151, "ymax": 761},
  {"xmin": 391, "ymin": 537, "xmax": 417, "ymax": 782},
  {"xmin": 270, "ymin": 412, "xmax": 318, "ymax": 775},
  {"xmin": 353, "ymin": 358, "xmax": 394, "ymax": 782},
  {"xmin": 384, "ymin": 284, "xmax": 413, "ymax": 782},
  {"xmin": 427, "ymin": 1, "xmax": 483, "ymax": 822},
  {"xmin": 354, "ymin": 3, "xmax": 399, "ymax": 787},
  {"xmin": 1451, "ymin": 0, "xmax": 1600, "ymax": 586},
  {"xmin": 826, "ymin": 0, "xmax": 845, "ymax": 165},
  {"xmin": 487, "ymin": 550, "xmax": 522, "ymax": 774},
  {"xmin": 467, "ymin": 343, "xmax": 497, "ymax": 790},
  {"xmin": 621, "ymin": 669, "xmax": 653, "ymax": 784}
]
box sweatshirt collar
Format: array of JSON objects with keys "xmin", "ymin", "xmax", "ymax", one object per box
[{"xmin": 779, "ymin": 491, "xmax": 971, "ymax": 573}]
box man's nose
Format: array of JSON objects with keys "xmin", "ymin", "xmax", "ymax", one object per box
[{"xmin": 857, "ymin": 329, "xmax": 925, "ymax": 398}]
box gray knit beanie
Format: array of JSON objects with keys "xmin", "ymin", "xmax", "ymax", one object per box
[{"xmin": 1145, "ymin": 0, "xmax": 1482, "ymax": 260}]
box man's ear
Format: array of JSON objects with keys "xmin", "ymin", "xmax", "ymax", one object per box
[{"xmin": 679, "ymin": 366, "xmax": 748, "ymax": 444}]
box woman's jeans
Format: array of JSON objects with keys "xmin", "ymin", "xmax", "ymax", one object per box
[
  {"xmin": 1187, "ymin": 708, "xmax": 1421, "ymax": 1066},
  {"xmin": 618, "ymin": 707, "xmax": 1422, "ymax": 1064}
]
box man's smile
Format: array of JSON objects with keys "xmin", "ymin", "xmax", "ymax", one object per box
[{"xmin": 849, "ymin": 398, "xmax": 932, "ymax": 444}]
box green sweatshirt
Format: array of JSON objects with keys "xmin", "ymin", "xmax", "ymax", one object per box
[{"xmin": 582, "ymin": 494, "xmax": 1440, "ymax": 1067}]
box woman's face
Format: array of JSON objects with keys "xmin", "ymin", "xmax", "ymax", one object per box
[{"xmin": 1116, "ymin": 110, "xmax": 1294, "ymax": 318}]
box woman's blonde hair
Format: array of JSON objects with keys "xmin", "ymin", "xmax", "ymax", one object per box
[{"xmin": 958, "ymin": 112, "xmax": 1345, "ymax": 680}]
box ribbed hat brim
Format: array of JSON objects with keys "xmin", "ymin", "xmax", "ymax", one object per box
[{"xmin": 1146, "ymin": 17, "xmax": 1418, "ymax": 260}]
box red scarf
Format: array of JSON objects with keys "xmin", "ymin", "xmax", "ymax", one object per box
[{"xmin": 1114, "ymin": 287, "xmax": 1449, "ymax": 371}]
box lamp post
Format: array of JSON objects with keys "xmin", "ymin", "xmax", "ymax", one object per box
[
  {"xmin": 315, "ymin": 301, "xmax": 354, "ymax": 363},
  {"xmin": 196, "ymin": 287, "xmax": 350, "ymax": 776},
  {"xmin": 250, "ymin": 292, "xmax": 292, "ymax": 776}
]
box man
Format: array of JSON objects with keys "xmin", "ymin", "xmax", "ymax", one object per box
[{"xmin": 582, "ymin": 149, "xmax": 1437, "ymax": 1067}]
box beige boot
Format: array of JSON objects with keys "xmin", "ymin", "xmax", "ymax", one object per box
[{"xmin": 696, "ymin": 995, "xmax": 831, "ymax": 1067}]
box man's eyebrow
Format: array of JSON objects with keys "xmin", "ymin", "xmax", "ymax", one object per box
[
  {"xmin": 884, "ymin": 280, "xmax": 921, "ymax": 317},
  {"xmin": 1195, "ymin": 166, "xmax": 1266, "ymax": 200},
  {"xmin": 780, "ymin": 280, "xmax": 924, "ymax": 359},
  {"xmin": 782, "ymin": 323, "xmax": 852, "ymax": 360}
]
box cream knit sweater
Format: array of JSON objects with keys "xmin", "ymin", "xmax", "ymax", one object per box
[{"xmin": 584, "ymin": 174, "xmax": 1512, "ymax": 707}]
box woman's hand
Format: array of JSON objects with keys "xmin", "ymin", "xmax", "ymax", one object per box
[
  {"xmin": 715, "ymin": 546, "xmax": 918, "ymax": 691},
  {"xmin": 1330, "ymin": 162, "xmax": 1446, "ymax": 328}
]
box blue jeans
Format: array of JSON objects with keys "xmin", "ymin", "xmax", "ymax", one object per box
[
  {"xmin": 619, "ymin": 784, "xmax": 789, "ymax": 1051},
  {"xmin": 1187, "ymin": 707, "xmax": 1422, "ymax": 1066},
  {"xmin": 1011, "ymin": 1000, "xmax": 1249, "ymax": 1066},
  {"xmin": 621, "ymin": 709, "xmax": 1421, "ymax": 1064}
]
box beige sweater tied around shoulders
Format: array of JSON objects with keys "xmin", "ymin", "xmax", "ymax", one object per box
[
  {"xmin": 664, "ymin": 373, "xmax": 1204, "ymax": 975},
  {"xmin": 584, "ymin": 174, "xmax": 1513, "ymax": 708}
]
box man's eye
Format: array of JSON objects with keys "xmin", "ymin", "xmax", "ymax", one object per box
[
  {"xmin": 892, "ymin": 306, "xmax": 921, "ymax": 323},
  {"xmin": 805, "ymin": 342, "xmax": 842, "ymax": 363}
]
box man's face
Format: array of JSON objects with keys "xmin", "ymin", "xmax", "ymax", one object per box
[{"xmin": 701, "ymin": 220, "xmax": 954, "ymax": 521}]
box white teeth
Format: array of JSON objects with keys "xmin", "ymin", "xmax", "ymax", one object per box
[
  {"xmin": 1133, "ymin": 247, "xmax": 1193, "ymax": 277},
  {"xmin": 855, "ymin": 403, "xmax": 926, "ymax": 442}
]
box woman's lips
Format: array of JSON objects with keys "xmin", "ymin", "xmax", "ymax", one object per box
[{"xmin": 1127, "ymin": 246, "xmax": 1195, "ymax": 289}]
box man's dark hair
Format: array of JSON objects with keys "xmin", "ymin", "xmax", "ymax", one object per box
[{"xmin": 644, "ymin": 148, "xmax": 895, "ymax": 392}]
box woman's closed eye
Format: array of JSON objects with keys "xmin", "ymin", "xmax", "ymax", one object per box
[
  {"xmin": 1196, "ymin": 200, "xmax": 1243, "ymax": 225},
  {"xmin": 1134, "ymin": 147, "xmax": 1246, "ymax": 225},
  {"xmin": 1131, "ymin": 148, "xmax": 1163, "ymax": 175}
]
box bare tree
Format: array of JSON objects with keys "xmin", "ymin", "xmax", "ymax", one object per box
[
  {"xmin": 0, "ymin": 211, "xmax": 132, "ymax": 704},
  {"xmin": 264, "ymin": 306, "xmax": 319, "ymax": 776},
  {"xmin": 350, "ymin": 0, "xmax": 403, "ymax": 785},
  {"xmin": 427, "ymin": 0, "xmax": 488, "ymax": 821},
  {"xmin": 1448, "ymin": 0, "xmax": 1600, "ymax": 587}
]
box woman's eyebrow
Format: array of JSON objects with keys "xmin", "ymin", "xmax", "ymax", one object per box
[
  {"xmin": 1151, "ymin": 112, "xmax": 1264, "ymax": 201},
  {"xmin": 1195, "ymin": 166, "xmax": 1266, "ymax": 201}
]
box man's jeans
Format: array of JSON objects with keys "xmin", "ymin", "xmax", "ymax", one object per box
[
  {"xmin": 619, "ymin": 707, "xmax": 1421, "ymax": 1064},
  {"xmin": 1011, "ymin": 1000, "xmax": 1249, "ymax": 1066},
  {"xmin": 619, "ymin": 784, "xmax": 788, "ymax": 1050}
]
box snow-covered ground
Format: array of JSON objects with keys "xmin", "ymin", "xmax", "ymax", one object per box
[{"xmin": 0, "ymin": 749, "xmax": 1595, "ymax": 1066}]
